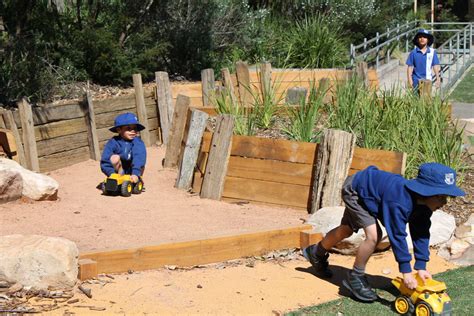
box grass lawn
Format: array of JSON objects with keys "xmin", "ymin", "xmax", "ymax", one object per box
[
  {"xmin": 286, "ymin": 265, "xmax": 473, "ymax": 315},
  {"xmin": 449, "ymin": 67, "xmax": 474, "ymax": 103}
]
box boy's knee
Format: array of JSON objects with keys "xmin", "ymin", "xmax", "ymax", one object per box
[
  {"xmin": 340, "ymin": 225, "xmax": 353, "ymax": 239},
  {"xmin": 110, "ymin": 154, "xmax": 121, "ymax": 165}
]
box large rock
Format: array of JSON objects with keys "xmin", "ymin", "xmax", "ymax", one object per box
[
  {"xmin": 308, "ymin": 207, "xmax": 456, "ymax": 255},
  {"xmin": 0, "ymin": 235, "xmax": 78, "ymax": 290},
  {"xmin": 0, "ymin": 158, "xmax": 58, "ymax": 200},
  {"xmin": 0, "ymin": 170, "xmax": 23, "ymax": 203}
]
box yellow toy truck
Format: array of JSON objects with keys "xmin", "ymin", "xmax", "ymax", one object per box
[
  {"xmin": 101, "ymin": 173, "xmax": 143, "ymax": 197},
  {"xmin": 392, "ymin": 274, "xmax": 452, "ymax": 316}
]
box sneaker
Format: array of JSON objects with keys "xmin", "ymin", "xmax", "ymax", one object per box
[
  {"xmin": 342, "ymin": 272, "xmax": 378, "ymax": 302},
  {"xmin": 302, "ymin": 245, "xmax": 333, "ymax": 278}
]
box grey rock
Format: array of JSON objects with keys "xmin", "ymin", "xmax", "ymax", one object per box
[{"xmin": 0, "ymin": 170, "xmax": 23, "ymax": 204}]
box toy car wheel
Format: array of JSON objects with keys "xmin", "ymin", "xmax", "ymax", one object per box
[
  {"xmin": 415, "ymin": 301, "xmax": 433, "ymax": 316},
  {"xmin": 394, "ymin": 295, "xmax": 414, "ymax": 315},
  {"xmin": 121, "ymin": 181, "xmax": 133, "ymax": 197},
  {"xmin": 132, "ymin": 179, "xmax": 143, "ymax": 194}
]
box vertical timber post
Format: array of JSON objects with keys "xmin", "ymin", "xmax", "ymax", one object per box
[
  {"xmin": 260, "ymin": 62, "xmax": 272, "ymax": 98},
  {"xmin": 155, "ymin": 71, "xmax": 174, "ymax": 145},
  {"xmin": 164, "ymin": 94, "xmax": 191, "ymax": 169},
  {"xmin": 84, "ymin": 90, "xmax": 101, "ymax": 160},
  {"xmin": 201, "ymin": 68, "xmax": 216, "ymax": 107},
  {"xmin": 221, "ymin": 68, "xmax": 237, "ymax": 103},
  {"xmin": 235, "ymin": 61, "xmax": 251, "ymax": 106},
  {"xmin": 1, "ymin": 110, "xmax": 26, "ymax": 167},
  {"xmin": 133, "ymin": 73, "xmax": 151, "ymax": 147},
  {"xmin": 17, "ymin": 98, "xmax": 39, "ymax": 172},
  {"xmin": 419, "ymin": 79, "xmax": 432, "ymax": 99}
]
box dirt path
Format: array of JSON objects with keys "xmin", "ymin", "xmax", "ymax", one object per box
[{"xmin": 0, "ymin": 146, "xmax": 307, "ymax": 252}]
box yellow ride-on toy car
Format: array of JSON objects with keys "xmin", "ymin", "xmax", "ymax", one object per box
[
  {"xmin": 392, "ymin": 274, "xmax": 452, "ymax": 316},
  {"xmin": 101, "ymin": 173, "xmax": 143, "ymax": 197}
]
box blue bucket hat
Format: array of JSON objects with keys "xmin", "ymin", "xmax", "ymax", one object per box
[
  {"xmin": 413, "ymin": 29, "xmax": 434, "ymax": 47},
  {"xmin": 109, "ymin": 112, "xmax": 145, "ymax": 133},
  {"xmin": 406, "ymin": 163, "xmax": 465, "ymax": 197}
]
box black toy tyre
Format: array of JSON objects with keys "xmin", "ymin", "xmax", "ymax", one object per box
[
  {"xmin": 394, "ymin": 295, "xmax": 414, "ymax": 315},
  {"xmin": 121, "ymin": 181, "xmax": 133, "ymax": 197},
  {"xmin": 132, "ymin": 180, "xmax": 143, "ymax": 194},
  {"xmin": 100, "ymin": 182, "xmax": 108, "ymax": 195}
]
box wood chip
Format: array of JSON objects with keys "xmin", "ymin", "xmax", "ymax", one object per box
[
  {"xmin": 67, "ymin": 298, "xmax": 79, "ymax": 304},
  {"xmin": 89, "ymin": 306, "xmax": 106, "ymax": 311},
  {"xmin": 78, "ymin": 285, "xmax": 92, "ymax": 299}
]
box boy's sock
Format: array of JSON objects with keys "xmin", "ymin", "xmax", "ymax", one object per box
[
  {"xmin": 311, "ymin": 242, "xmax": 328, "ymax": 258},
  {"xmin": 351, "ymin": 265, "xmax": 366, "ymax": 276}
]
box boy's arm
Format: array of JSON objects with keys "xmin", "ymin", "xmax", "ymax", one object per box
[
  {"xmin": 131, "ymin": 138, "xmax": 147, "ymax": 177},
  {"xmin": 407, "ymin": 66, "xmax": 414, "ymax": 88},
  {"xmin": 432, "ymin": 51, "xmax": 441, "ymax": 87},
  {"xmin": 409, "ymin": 206, "xmax": 432, "ymax": 271},
  {"xmin": 100, "ymin": 139, "xmax": 117, "ymax": 176}
]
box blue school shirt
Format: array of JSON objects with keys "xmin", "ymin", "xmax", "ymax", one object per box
[
  {"xmin": 100, "ymin": 136, "xmax": 147, "ymax": 177},
  {"xmin": 352, "ymin": 166, "xmax": 432, "ymax": 273},
  {"xmin": 406, "ymin": 47, "xmax": 440, "ymax": 88}
]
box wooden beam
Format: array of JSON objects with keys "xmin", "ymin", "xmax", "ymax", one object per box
[
  {"xmin": 286, "ymin": 87, "xmax": 307, "ymax": 105},
  {"xmin": 164, "ymin": 94, "xmax": 191, "ymax": 169},
  {"xmin": 355, "ymin": 61, "xmax": 369, "ymax": 87},
  {"xmin": 201, "ymin": 68, "xmax": 215, "ymax": 107},
  {"xmin": 318, "ymin": 78, "xmax": 331, "ymax": 103},
  {"xmin": 419, "ymin": 79, "xmax": 432, "ymax": 99},
  {"xmin": 78, "ymin": 258, "xmax": 98, "ymax": 281},
  {"xmin": 221, "ymin": 68, "xmax": 236, "ymax": 103},
  {"xmin": 133, "ymin": 74, "xmax": 151, "ymax": 147},
  {"xmin": 0, "ymin": 128, "xmax": 18, "ymax": 162},
  {"xmin": 235, "ymin": 61, "xmax": 251, "ymax": 106},
  {"xmin": 300, "ymin": 230, "xmax": 323, "ymax": 249},
  {"xmin": 84, "ymin": 91, "xmax": 101, "ymax": 161},
  {"xmin": 175, "ymin": 109, "xmax": 209, "ymax": 190},
  {"xmin": 155, "ymin": 71, "xmax": 174, "ymax": 144},
  {"xmin": 17, "ymin": 98, "xmax": 40, "ymax": 172},
  {"xmin": 260, "ymin": 62, "xmax": 272, "ymax": 97},
  {"xmin": 200, "ymin": 114, "xmax": 235, "ymax": 200},
  {"xmin": 1, "ymin": 110, "xmax": 26, "ymax": 167},
  {"xmin": 310, "ymin": 129, "xmax": 356, "ymax": 213},
  {"xmin": 79, "ymin": 225, "xmax": 312, "ymax": 274}
]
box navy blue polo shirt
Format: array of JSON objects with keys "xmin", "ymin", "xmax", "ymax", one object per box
[{"xmin": 406, "ymin": 47, "xmax": 440, "ymax": 88}]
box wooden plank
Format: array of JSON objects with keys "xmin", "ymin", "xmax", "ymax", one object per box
[
  {"xmin": 78, "ymin": 259, "xmax": 98, "ymax": 281},
  {"xmin": 300, "ymin": 230, "xmax": 323, "ymax": 249},
  {"xmin": 221, "ymin": 68, "xmax": 237, "ymax": 103},
  {"xmin": 223, "ymin": 176, "xmax": 311, "ymax": 209},
  {"xmin": 84, "ymin": 91, "xmax": 101, "ymax": 160},
  {"xmin": 0, "ymin": 111, "xmax": 6, "ymax": 128},
  {"xmin": 201, "ymin": 68, "xmax": 215, "ymax": 107},
  {"xmin": 18, "ymin": 98, "xmax": 40, "ymax": 172},
  {"xmin": 36, "ymin": 132, "xmax": 89, "ymax": 157},
  {"xmin": 38, "ymin": 146, "xmax": 90, "ymax": 172},
  {"xmin": 260, "ymin": 62, "xmax": 272, "ymax": 97},
  {"xmin": 93, "ymin": 95, "xmax": 136, "ymax": 114},
  {"xmin": 226, "ymin": 156, "xmax": 313, "ymax": 186},
  {"xmin": 175, "ymin": 109, "xmax": 209, "ymax": 190},
  {"xmin": 201, "ymin": 132, "xmax": 318, "ymax": 164},
  {"xmin": 0, "ymin": 128, "xmax": 18, "ymax": 162},
  {"xmin": 200, "ymin": 115, "xmax": 235, "ymax": 200},
  {"xmin": 156, "ymin": 71, "xmax": 173, "ymax": 144},
  {"xmin": 1, "ymin": 110, "xmax": 26, "ymax": 167},
  {"xmin": 235, "ymin": 61, "xmax": 251, "ymax": 106},
  {"xmin": 133, "ymin": 74, "xmax": 151, "ymax": 146},
  {"xmin": 351, "ymin": 147, "xmax": 406, "ymax": 174},
  {"xmin": 79, "ymin": 225, "xmax": 312, "ymax": 274},
  {"xmin": 164, "ymin": 94, "xmax": 191, "ymax": 169},
  {"xmin": 34, "ymin": 118, "xmax": 88, "ymax": 141}
]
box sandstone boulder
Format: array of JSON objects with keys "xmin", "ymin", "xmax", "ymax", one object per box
[
  {"xmin": 0, "ymin": 170, "xmax": 23, "ymax": 204},
  {"xmin": 0, "ymin": 235, "xmax": 78, "ymax": 290},
  {"xmin": 0, "ymin": 158, "xmax": 58, "ymax": 200}
]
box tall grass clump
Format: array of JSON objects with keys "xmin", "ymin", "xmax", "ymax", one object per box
[
  {"xmin": 212, "ymin": 88, "xmax": 256, "ymax": 136},
  {"xmin": 282, "ymin": 83, "xmax": 325, "ymax": 143}
]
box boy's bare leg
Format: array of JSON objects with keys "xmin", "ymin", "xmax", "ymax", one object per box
[
  {"xmin": 354, "ymin": 223, "xmax": 382, "ymax": 269},
  {"xmin": 110, "ymin": 154, "xmax": 123, "ymax": 174},
  {"xmin": 320, "ymin": 224, "xmax": 353, "ymax": 250}
]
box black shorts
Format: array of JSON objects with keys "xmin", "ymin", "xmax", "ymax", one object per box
[{"xmin": 340, "ymin": 175, "xmax": 377, "ymax": 232}]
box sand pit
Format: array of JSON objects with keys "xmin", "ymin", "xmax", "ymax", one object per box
[{"xmin": 0, "ymin": 146, "xmax": 308, "ymax": 252}]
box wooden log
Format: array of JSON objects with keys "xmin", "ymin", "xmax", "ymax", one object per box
[
  {"xmin": 419, "ymin": 79, "xmax": 432, "ymax": 98},
  {"xmin": 155, "ymin": 71, "xmax": 174, "ymax": 144},
  {"xmin": 310, "ymin": 129, "xmax": 356, "ymax": 213},
  {"xmin": 235, "ymin": 61, "xmax": 251, "ymax": 106},
  {"xmin": 175, "ymin": 109, "xmax": 209, "ymax": 190},
  {"xmin": 318, "ymin": 78, "xmax": 331, "ymax": 103},
  {"xmin": 0, "ymin": 128, "xmax": 18, "ymax": 162},
  {"xmin": 1, "ymin": 110, "xmax": 26, "ymax": 167},
  {"xmin": 300, "ymin": 230, "xmax": 324, "ymax": 249},
  {"xmin": 221, "ymin": 68, "xmax": 237, "ymax": 103},
  {"xmin": 78, "ymin": 259, "xmax": 98, "ymax": 281},
  {"xmin": 286, "ymin": 87, "xmax": 307, "ymax": 105},
  {"xmin": 164, "ymin": 94, "xmax": 191, "ymax": 169},
  {"xmin": 133, "ymin": 74, "xmax": 151, "ymax": 146},
  {"xmin": 0, "ymin": 111, "xmax": 5, "ymax": 128},
  {"xmin": 79, "ymin": 225, "xmax": 312, "ymax": 274},
  {"xmin": 260, "ymin": 62, "xmax": 272, "ymax": 97},
  {"xmin": 84, "ymin": 91, "xmax": 101, "ymax": 161},
  {"xmin": 17, "ymin": 98, "xmax": 40, "ymax": 172},
  {"xmin": 200, "ymin": 114, "xmax": 235, "ymax": 200},
  {"xmin": 355, "ymin": 61, "xmax": 369, "ymax": 87},
  {"xmin": 201, "ymin": 68, "xmax": 216, "ymax": 107}
]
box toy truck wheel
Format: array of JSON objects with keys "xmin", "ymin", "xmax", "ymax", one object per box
[
  {"xmin": 132, "ymin": 179, "xmax": 143, "ymax": 194},
  {"xmin": 121, "ymin": 181, "xmax": 133, "ymax": 197},
  {"xmin": 100, "ymin": 182, "xmax": 108, "ymax": 195},
  {"xmin": 395, "ymin": 295, "xmax": 414, "ymax": 315},
  {"xmin": 415, "ymin": 301, "xmax": 433, "ymax": 316}
]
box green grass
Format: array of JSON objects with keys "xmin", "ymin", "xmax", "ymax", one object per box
[
  {"xmin": 286, "ymin": 265, "xmax": 474, "ymax": 315},
  {"xmin": 450, "ymin": 68, "xmax": 474, "ymax": 103}
]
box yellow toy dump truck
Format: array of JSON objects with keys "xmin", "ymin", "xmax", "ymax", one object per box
[
  {"xmin": 392, "ymin": 274, "xmax": 452, "ymax": 316},
  {"xmin": 101, "ymin": 173, "xmax": 143, "ymax": 197}
]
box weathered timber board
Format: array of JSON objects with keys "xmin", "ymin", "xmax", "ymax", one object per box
[
  {"xmin": 34, "ymin": 118, "xmax": 88, "ymax": 142},
  {"xmin": 36, "ymin": 132, "xmax": 89, "ymax": 157},
  {"xmin": 39, "ymin": 146, "xmax": 90, "ymax": 172},
  {"xmin": 350, "ymin": 148, "xmax": 406, "ymax": 175},
  {"xmin": 93, "ymin": 95, "xmax": 136, "ymax": 114},
  {"xmin": 79, "ymin": 225, "xmax": 312, "ymax": 274}
]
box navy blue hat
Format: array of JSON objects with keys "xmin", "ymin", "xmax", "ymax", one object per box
[
  {"xmin": 406, "ymin": 163, "xmax": 465, "ymax": 197},
  {"xmin": 109, "ymin": 112, "xmax": 145, "ymax": 132},
  {"xmin": 413, "ymin": 29, "xmax": 434, "ymax": 47}
]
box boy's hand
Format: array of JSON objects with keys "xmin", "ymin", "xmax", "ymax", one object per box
[
  {"xmin": 417, "ymin": 270, "xmax": 432, "ymax": 283},
  {"xmin": 402, "ymin": 273, "xmax": 418, "ymax": 289},
  {"xmin": 130, "ymin": 175, "xmax": 139, "ymax": 183}
]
